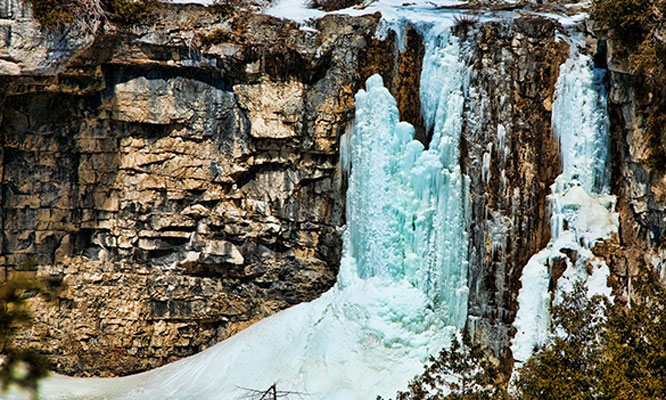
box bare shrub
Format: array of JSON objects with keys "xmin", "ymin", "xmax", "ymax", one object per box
[
  {"xmin": 453, "ymin": 14, "xmax": 479, "ymax": 29},
  {"xmin": 23, "ymin": 0, "xmax": 104, "ymax": 32},
  {"xmin": 70, "ymin": 0, "xmax": 105, "ymax": 33},
  {"xmin": 104, "ymin": 0, "xmax": 157, "ymax": 24},
  {"xmin": 307, "ymin": 0, "xmax": 362, "ymax": 11}
]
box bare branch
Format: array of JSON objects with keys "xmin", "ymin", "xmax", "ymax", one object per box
[{"xmin": 236, "ymin": 383, "xmax": 312, "ymax": 400}]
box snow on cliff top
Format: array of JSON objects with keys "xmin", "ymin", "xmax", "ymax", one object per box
[{"xmin": 160, "ymin": 0, "xmax": 589, "ymax": 27}]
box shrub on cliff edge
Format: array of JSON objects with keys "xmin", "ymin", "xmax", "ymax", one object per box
[
  {"xmin": 592, "ymin": 0, "xmax": 666, "ymax": 79},
  {"xmin": 21, "ymin": 0, "xmax": 104, "ymax": 31},
  {"xmin": 104, "ymin": 0, "xmax": 157, "ymax": 24},
  {"xmin": 22, "ymin": 0, "xmax": 156, "ymax": 30}
]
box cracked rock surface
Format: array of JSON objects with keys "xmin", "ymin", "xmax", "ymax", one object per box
[{"xmin": 1, "ymin": 3, "xmax": 383, "ymax": 376}]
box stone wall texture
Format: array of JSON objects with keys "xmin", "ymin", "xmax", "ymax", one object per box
[
  {"xmin": 2, "ymin": 0, "xmax": 663, "ymax": 379},
  {"xmin": 1, "ymin": 4, "xmax": 384, "ymax": 376},
  {"xmin": 460, "ymin": 19, "xmax": 568, "ymax": 366}
]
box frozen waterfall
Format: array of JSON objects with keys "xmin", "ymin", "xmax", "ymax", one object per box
[
  {"xmin": 511, "ymin": 48, "xmax": 618, "ymax": 364},
  {"xmin": 16, "ymin": 25, "xmax": 471, "ymax": 400},
  {"xmin": 346, "ymin": 25, "xmax": 471, "ymax": 328}
]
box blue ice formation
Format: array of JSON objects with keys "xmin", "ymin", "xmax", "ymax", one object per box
[{"xmin": 344, "ymin": 25, "xmax": 470, "ymax": 328}]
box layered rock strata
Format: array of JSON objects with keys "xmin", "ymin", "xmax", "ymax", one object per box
[
  {"xmin": 0, "ymin": 3, "xmax": 386, "ymax": 376},
  {"xmin": 2, "ymin": 0, "xmax": 655, "ymax": 379}
]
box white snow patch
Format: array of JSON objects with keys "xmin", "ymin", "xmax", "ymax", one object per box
[
  {"xmin": 550, "ymin": 182, "xmax": 618, "ymax": 249},
  {"xmin": 511, "ymin": 249, "xmax": 551, "ymax": 363},
  {"xmin": 587, "ymin": 259, "xmax": 612, "ymax": 299},
  {"xmin": 264, "ymin": 0, "xmax": 470, "ymax": 26}
]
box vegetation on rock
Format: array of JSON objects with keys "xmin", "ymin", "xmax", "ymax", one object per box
[
  {"xmin": 209, "ymin": 0, "xmax": 242, "ymax": 16},
  {"xmin": 22, "ymin": 0, "xmax": 157, "ymax": 30},
  {"xmin": 21, "ymin": 0, "xmax": 104, "ymax": 31},
  {"xmin": 592, "ymin": 0, "xmax": 666, "ymax": 171},
  {"xmin": 104, "ymin": 0, "xmax": 157, "ymax": 24},
  {"xmin": 201, "ymin": 28, "xmax": 233, "ymax": 46},
  {"xmin": 592, "ymin": 0, "xmax": 665, "ymax": 79},
  {"xmin": 1, "ymin": 262, "xmax": 63, "ymax": 399},
  {"xmin": 388, "ymin": 273, "xmax": 666, "ymax": 400},
  {"xmin": 517, "ymin": 275, "xmax": 666, "ymax": 399},
  {"xmin": 307, "ymin": 0, "xmax": 362, "ymax": 12}
]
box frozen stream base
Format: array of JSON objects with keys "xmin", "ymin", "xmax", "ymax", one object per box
[{"xmin": 24, "ymin": 276, "xmax": 454, "ymax": 400}]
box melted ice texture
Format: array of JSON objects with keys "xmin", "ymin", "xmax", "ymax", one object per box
[
  {"xmin": 511, "ymin": 49, "xmax": 618, "ymax": 364},
  {"xmin": 13, "ymin": 24, "xmax": 471, "ymax": 400}
]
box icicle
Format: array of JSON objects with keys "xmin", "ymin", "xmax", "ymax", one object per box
[
  {"xmin": 348, "ymin": 23, "xmax": 471, "ymax": 328},
  {"xmin": 497, "ymin": 123, "xmax": 510, "ymax": 161},
  {"xmin": 339, "ymin": 119, "xmax": 354, "ymax": 176},
  {"xmin": 511, "ymin": 50, "xmax": 618, "ymax": 364},
  {"xmin": 482, "ymin": 149, "xmax": 491, "ymax": 185}
]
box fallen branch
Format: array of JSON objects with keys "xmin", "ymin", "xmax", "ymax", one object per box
[{"xmin": 237, "ymin": 383, "xmax": 311, "ymax": 400}]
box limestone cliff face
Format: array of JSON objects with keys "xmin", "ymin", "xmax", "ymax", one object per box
[
  {"xmin": 0, "ymin": 0, "xmax": 97, "ymax": 75},
  {"xmin": 460, "ymin": 19, "xmax": 568, "ymax": 364},
  {"xmin": 2, "ymin": 0, "xmax": 658, "ymax": 379},
  {"xmin": 0, "ymin": 3, "xmax": 386, "ymax": 376},
  {"xmin": 593, "ymin": 34, "xmax": 666, "ymax": 300}
]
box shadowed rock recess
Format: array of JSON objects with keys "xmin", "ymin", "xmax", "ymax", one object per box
[
  {"xmin": 459, "ymin": 19, "xmax": 568, "ymax": 363},
  {"xmin": 1, "ymin": 0, "xmax": 662, "ymax": 380}
]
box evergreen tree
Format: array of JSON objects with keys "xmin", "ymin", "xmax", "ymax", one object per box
[
  {"xmin": 595, "ymin": 272, "xmax": 666, "ymax": 400},
  {"xmin": 516, "ymin": 272, "xmax": 666, "ymax": 400},
  {"xmin": 0, "ymin": 263, "xmax": 63, "ymax": 399},
  {"xmin": 514, "ymin": 283, "xmax": 604, "ymax": 400},
  {"xmin": 381, "ymin": 328, "xmax": 509, "ymax": 400}
]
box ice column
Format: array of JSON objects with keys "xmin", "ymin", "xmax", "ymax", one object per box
[
  {"xmin": 417, "ymin": 25, "xmax": 471, "ymax": 328},
  {"xmin": 345, "ymin": 25, "xmax": 470, "ymax": 328},
  {"xmin": 551, "ymin": 55, "xmax": 611, "ymax": 196}
]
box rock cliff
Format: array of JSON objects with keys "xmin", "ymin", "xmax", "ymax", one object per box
[
  {"xmin": 1, "ymin": 2, "xmax": 385, "ymax": 375},
  {"xmin": 593, "ymin": 31, "xmax": 666, "ymax": 303},
  {"xmin": 1, "ymin": 0, "xmax": 663, "ymax": 379},
  {"xmin": 460, "ymin": 19, "xmax": 567, "ymax": 362}
]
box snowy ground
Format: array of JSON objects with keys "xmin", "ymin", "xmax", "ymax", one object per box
[{"xmin": 13, "ymin": 275, "xmax": 455, "ymax": 400}]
